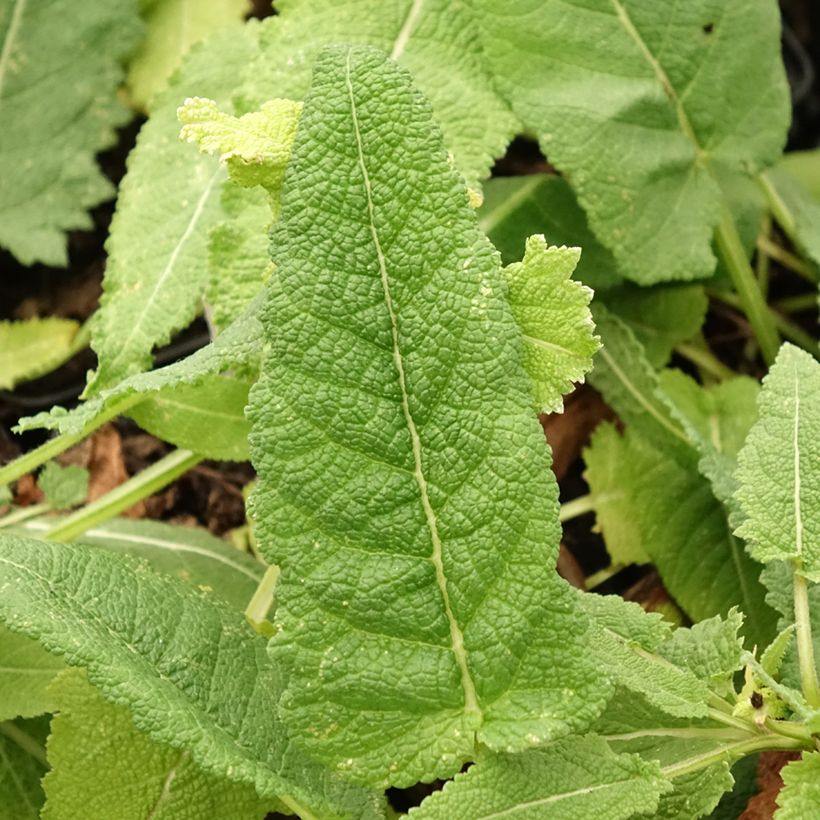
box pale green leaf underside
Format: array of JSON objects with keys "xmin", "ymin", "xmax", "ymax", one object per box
[
  {"xmin": 87, "ymin": 23, "xmax": 262, "ymax": 393},
  {"xmin": 503, "ymin": 236, "xmax": 599, "ymax": 413},
  {"xmin": 239, "ymin": 0, "xmax": 519, "ymax": 188},
  {"xmin": 776, "ymin": 753, "xmax": 820, "ymax": 819},
  {"xmin": 42, "ymin": 669, "xmax": 269, "ymax": 820},
  {"xmin": 249, "ymin": 46, "xmax": 608, "ymax": 787},
  {"xmin": 477, "ymin": 0, "xmax": 789, "ymax": 283},
  {"xmin": 18, "ymin": 516, "xmax": 264, "ymax": 611},
  {"xmin": 38, "ymin": 462, "xmax": 88, "ymax": 510},
  {"xmin": 0, "ymin": 625, "xmax": 64, "ymax": 721},
  {"xmin": 127, "ymin": 374, "xmax": 252, "ymax": 461},
  {"xmin": 0, "ymin": 319, "xmax": 81, "ymax": 390},
  {"xmin": 127, "ymin": 0, "xmax": 249, "ymax": 111},
  {"xmin": 0, "ymin": 718, "xmax": 47, "ymax": 819},
  {"xmin": 0, "ymin": 0, "xmax": 142, "ymax": 266},
  {"xmin": 410, "ymin": 737, "xmax": 668, "ymax": 820},
  {"xmin": 0, "ymin": 534, "xmax": 382, "ymax": 819},
  {"xmin": 736, "ymin": 344, "xmax": 820, "ymax": 576}
]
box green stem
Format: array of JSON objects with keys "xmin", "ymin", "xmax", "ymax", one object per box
[
  {"xmin": 674, "ymin": 342, "xmax": 735, "ymax": 381},
  {"xmin": 741, "ymin": 651, "xmax": 813, "ymax": 720},
  {"xmin": 714, "ymin": 206, "xmax": 780, "ymax": 364},
  {"xmin": 708, "ymin": 289, "xmax": 817, "ymax": 355},
  {"xmin": 0, "ymin": 502, "xmax": 50, "ymax": 529},
  {"xmin": 245, "ymin": 564, "xmax": 280, "ymax": 633},
  {"xmin": 43, "ymin": 449, "xmax": 202, "ymax": 543},
  {"xmin": 759, "ymin": 171, "xmax": 798, "ymax": 244},
  {"xmin": 0, "ymin": 395, "xmax": 141, "ymax": 488},
  {"xmin": 0, "ymin": 721, "xmax": 48, "ymax": 766},
  {"xmin": 558, "ymin": 494, "xmax": 595, "ymax": 523},
  {"xmin": 774, "ymin": 294, "xmax": 818, "ymax": 313},
  {"xmin": 756, "ymin": 214, "xmax": 772, "ymax": 295},
  {"xmin": 585, "ymin": 563, "xmax": 625, "ymax": 591},
  {"xmin": 793, "ymin": 567, "xmax": 820, "ymax": 708},
  {"xmin": 757, "ymin": 235, "xmax": 818, "ymax": 284},
  {"xmin": 662, "ymin": 734, "xmax": 806, "ymax": 781},
  {"xmin": 707, "ymin": 705, "xmax": 759, "ymax": 735}
]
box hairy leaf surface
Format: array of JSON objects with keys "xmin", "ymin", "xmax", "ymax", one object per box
[
  {"xmin": 0, "ymin": 0, "xmax": 142, "ymax": 266},
  {"xmin": 409, "ymin": 737, "xmax": 668, "ymax": 819},
  {"xmin": 249, "ymin": 46, "xmax": 607, "ymax": 787},
  {"xmin": 776, "ymin": 753, "xmax": 820, "ymax": 819},
  {"xmin": 42, "ymin": 669, "xmax": 269, "ymax": 819},
  {"xmin": 38, "ymin": 463, "xmax": 88, "ymax": 510},
  {"xmin": 477, "ymin": 0, "xmax": 789, "ymax": 283},
  {"xmin": 0, "ymin": 534, "xmax": 382, "ymax": 818},
  {"xmin": 735, "ymin": 344, "xmax": 820, "ymax": 576}
]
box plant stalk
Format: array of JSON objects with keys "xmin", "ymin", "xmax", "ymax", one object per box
[
  {"xmin": 774, "ymin": 293, "xmax": 818, "ymax": 313},
  {"xmin": 794, "ymin": 566, "xmax": 820, "ymax": 708},
  {"xmin": 558, "ymin": 494, "xmax": 595, "ymax": 523},
  {"xmin": 43, "ymin": 449, "xmax": 202, "ymax": 543},
  {"xmin": 674, "ymin": 342, "xmax": 735, "ymax": 381},
  {"xmin": 245, "ymin": 564, "xmax": 280, "ymax": 633},
  {"xmin": 714, "ymin": 206, "xmax": 780, "ymax": 364},
  {"xmin": 0, "ymin": 502, "xmax": 50, "ymax": 529},
  {"xmin": 757, "ymin": 235, "xmax": 818, "ymax": 284}
]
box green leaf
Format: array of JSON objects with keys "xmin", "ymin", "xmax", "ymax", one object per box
[
  {"xmin": 0, "ymin": 0, "xmax": 142, "ymax": 266},
  {"xmin": 762, "ymin": 167, "xmax": 820, "ymax": 267},
  {"xmin": 0, "ymin": 717, "xmax": 48, "ymax": 819},
  {"xmin": 127, "ymin": 375, "xmax": 252, "ymax": 461},
  {"xmin": 584, "ymin": 423, "xmax": 776, "ymax": 648},
  {"xmin": 128, "ymin": 0, "xmax": 249, "ymax": 111},
  {"xmin": 776, "ymin": 752, "xmax": 820, "ymax": 819},
  {"xmin": 37, "ymin": 463, "xmax": 89, "ymax": 510},
  {"xmin": 0, "ymin": 534, "xmax": 383, "ymax": 819},
  {"xmin": 238, "ymin": 0, "xmax": 519, "ymax": 188},
  {"xmin": 19, "ymin": 516, "xmax": 264, "ymax": 611},
  {"xmin": 658, "ymin": 610, "xmax": 744, "ymax": 685},
  {"xmin": 0, "ymin": 320, "xmax": 82, "ymax": 390},
  {"xmin": 779, "ymin": 150, "xmax": 820, "ymax": 202},
  {"xmin": 761, "ymin": 626, "xmax": 795, "ymax": 679},
  {"xmin": 581, "ymin": 593, "xmax": 710, "ymax": 718},
  {"xmin": 735, "ymin": 344, "xmax": 820, "ymax": 576},
  {"xmin": 42, "ymin": 669, "xmax": 269, "ymax": 820},
  {"xmin": 409, "ymin": 737, "xmax": 669, "ymax": 820},
  {"xmin": 178, "ymin": 96, "xmax": 301, "ymax": 212},
  {"xmin": 707, "ymin": 755, "xmax": 760, "ymax": 820},
  {"xmin": 88, "ymin": 22, "xmax": 262, "ymax": 393},
  {"xmin": 477, "ymin": 0, "xmax": 790, "ymax": 283},
  {"xmin": 478, "ymin": 174, "xmax": 620, "ymax": 290},
  {"xmin": 249, "ymin": 46, "xmax": 608, "ymax": 787},
  {"xmin": 503, "ymin": 236, "xmax": 599, "ymax": 413},
  {"xmin": 0, "ymin": 626, "xmax": 64, "ymax": 721}
]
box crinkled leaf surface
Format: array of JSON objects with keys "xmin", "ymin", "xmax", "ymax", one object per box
[
  {"xmin": 776, "ymin": 753, "xmax": 820, "ymax": 819},
  {"xmin": 735, "ymin": 344, "xmax": 820, "ymax": 577},
  {"xmin": 19, "ymin": 517, "xmax": 264, "ymax": 611},
  {"xmin": 42, "ymin": 669, "xmax": 269, "ymax": 820},
  {"xmin": 88, "ymin": 23, "xmax": 262, "ymax": 393},
  {"xmin": 0, "ymin": 0, "xmax": 142, "ymax": 266},
  {"xmin": 0, "ymin": 319, "xmax": 81, "ymax": 390},
  {"xmin": 409, "ymin": 737, "xmax": 668, "ymax": 820},
  {"xmin": 0, "ymin": 625, "xmax": 64, "ymax": 721},
  {"xmin": 238, "ymin": 0, "xmax": 518, "ymax": 187},
  {"xmin": 127, "ymin": 374, "xmax": 252, "ymax": 461},
  {"xmin": 477, "ymin": 0, "xmax": 789, "ymax": 283},
  {"xmin": 128, "ymin": 0, "xmax": 249, "ymax": 111},
  {"xmin": 0, "ymin": 717, "xmax": 48, "ymax": 819},
  {"xmin": 502, "ymin": 236, "xmax": 599, "ymax": 413},
  {"xmin": 37, "ymin": 462, "xmax": 88, "ymax": 510},
  {"xmin": 249, "ymin": 46, "xmax": 607, "ymax": 787},
  {"xmin": 0, "ymin": 534, "xmax": 382, "ymax": 819}
]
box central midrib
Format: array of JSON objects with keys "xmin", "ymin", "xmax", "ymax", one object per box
[
  {"xmin": 391, "ymin": 0, "xmax": 425, "ymax": 61},
  {"xmin": 344, "ymin": 52, "xmax": 480, "ymax": 718},
  {"xmin": 0, "ymin": 0, "xmax": 26, "ymax": 106},
  {"xmin": 793, "ymin": 368, "xmax": 803, "ymax": 557}
]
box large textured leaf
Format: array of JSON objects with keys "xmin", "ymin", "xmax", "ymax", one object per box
[
  {"xmin": 249, "ymin": 46, "xmax": 608, "ymax": 787},
  {"xmin": 776, "ymin": 753, "xmax": 820, "ymax": 819},
  {"xmin": 0, "ymin": 717, "xmax": 48, "ymax": 819},
  {"xmin": 503, "ymin": 236, "xmax": 599, "ymax": 413},
  {"xmin": 42, "ymin": 669, "xmax": 268, "ymax": 819},
  {"xmin": 0, "ymin": 320, "xmax": 82, "ymax": 390},
  {"xmin": 0, "ymin": 626, "xmax": 64, "ymax": 721},
  {"xmin": 0, "ymin": 534, "xmax": 382, "ymax": 819},
  {"xmin": 19, "ymin": 517, "xmax": 263, "ymax": 611},
  {"xmin": 128, "ymin": 0, "xmax": 249, "ymax": 111},
  {"xmin": 87, "ymin": 23, "xmax": 262, "ymax": 393},
  {"xmin": 762, "ymin": 166, "xmax": 820, "ymax": 268},
  {"xmin": 736, "ymin": 344, "xmax": 820, "ymax": 577},
  {"xmin": 0, "ymin": 0, "xmax": 142, "ymax": 266},
  {"xmin": 477, "ymin": 0, "xmax": 790, "ymax": 283},
  {"xmin": 409, "ymin": 737, "xmax": 669, "ymax": 820},
  {"xmin": 238, "ymin": 0, "xmax": 518, "ymax": 187}
]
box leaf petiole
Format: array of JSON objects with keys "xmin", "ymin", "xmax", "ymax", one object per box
[{"xmin": 793, "ymin": 567, "xmax": 820, "ymax": 708}]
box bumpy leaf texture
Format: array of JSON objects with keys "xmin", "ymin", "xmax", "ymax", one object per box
[
  {"xmin": 776, "ymin": 753, "xmax": 820, "ymax": 819},
  {"xmin": 0, "ymin": 0, "xmax": 142, "ymax": 266},
  {"xmin": 0, "ymin": 535, "xmax": 382, "ymax": 819},
  {"xmin": 736, "ymin": 344, "xmax": 820, "ymax": 577},
  {"xmin": 476, "ymin": 0, "xmax": 790, "ymax": 283},
  {"xmin": 249, "ymin": 46, "xmax": 608, "ymax": 787}
]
